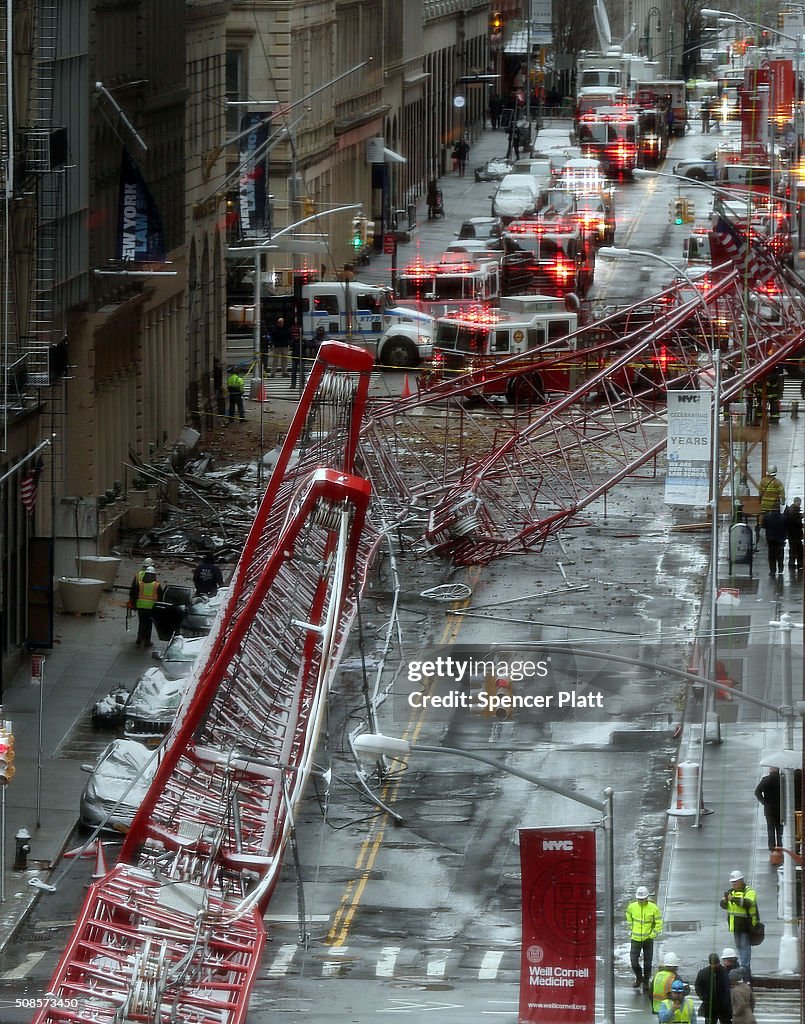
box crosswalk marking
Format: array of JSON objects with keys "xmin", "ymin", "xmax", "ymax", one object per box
[
  {"xmin": 321, "ymin": 947, "xmax": 351, "ymax": 977},
  {"xmin": 264, "ymin": 943, "xmax": 298, "ymax": 978},
  {"xmin": 426, "ymin": 949, "xmax": 451, "ymax": 977},
  {"xmin": 377, "ymin": 946, "xmax": 401, "ymax": 977},
  {"xmin": 478, "ymin": 950, "xmax": 504, "ymax": 979}
]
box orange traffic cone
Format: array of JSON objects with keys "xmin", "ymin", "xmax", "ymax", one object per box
[
  {"xmin": 91, "ymin": 840, "xmax": 109, "ymax": 879},
  {"xmin": 401, "ymin": 373, "xmax": 411, "ymax": 399},
  {"xmin": 255, "ymin": 377, "xmax": 267, "ymax": 402}
]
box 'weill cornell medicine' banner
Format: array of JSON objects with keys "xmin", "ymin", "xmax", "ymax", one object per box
[
  {"xmin": 664, "ymin": 389, "xmax": 712, "ymax": 506},
  {"xmin": 519, "ymin": 827, "xmax": 596, "ymax": 1024}
]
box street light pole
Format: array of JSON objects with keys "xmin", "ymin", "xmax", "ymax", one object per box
[{"xmin": 352, "ymin": 733, "xmax": 616, "ymax": 1024}]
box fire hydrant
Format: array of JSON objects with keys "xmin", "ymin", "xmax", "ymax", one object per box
[{"xmin": 13, "ymin": 828, "xmax": 30, "ymax": 871}]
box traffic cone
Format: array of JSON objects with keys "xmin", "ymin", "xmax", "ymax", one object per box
[
  {"xmin": 91, "ymin": 840, "xmax": 109, "ymax": 879},
  {"xmin": 255, "ymin": 376, "xmax": 267, "ymax": 402},
  {"xmin": 401, "ymin": 373, "xmax": 411, "ymax": 399}
]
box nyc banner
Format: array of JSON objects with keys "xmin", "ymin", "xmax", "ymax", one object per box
[
  {"xmin": 665, "ymin": 389, "xmax": 712, "ymax": 506},
  {"xmin": 117, "ymin": 150, "xmax": 167, "ymax": 262},
  {"xmin": 519, "ymin": 827, "xmax": 596, "ymax": 1024}
]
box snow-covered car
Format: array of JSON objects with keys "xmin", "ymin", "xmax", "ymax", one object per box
[
  {"xmin": 181, "ymin": 588, "xmax": 228, "ymax": 636},
  {"xmin": 491, "ymin": 174, "xmax": 541, "ymax": 221},
  {"xmin": 155, "ymin": 634, "xmax": 206, "ymax": 680},
  {"xmin": 672, "ymin": 154, "xmax": 717, "ymax": 182},
  {"xmin": 123, "ymin": 667, "xmax": 187, "ymax": 745},
  {"xmin": 474, "ymin": 156, "xmax": 512, "ymax": 182},
  {"xmin": 79, "ymin": 739, "xmax": 156, "ymax": 833}
]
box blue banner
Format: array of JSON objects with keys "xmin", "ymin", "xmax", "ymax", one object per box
[
  {"xmin": 238, "ymin": 112, "xmax": 270, "ymax": 237},
  {"xmin": 117, "ymin": 150, "xmax": 167, "ymax": 262}
]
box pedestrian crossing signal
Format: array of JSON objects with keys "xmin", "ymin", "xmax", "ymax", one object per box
[{"xmin": 0, "ymin": 724, "xmax": 16, "ymax": 784}]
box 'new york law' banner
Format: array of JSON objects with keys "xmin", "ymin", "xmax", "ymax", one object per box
[
  {"xmin": 117, "ymin": 149, "xmax": 167, "ymax": 262},
  {"xmin": 519, "ymin": 827, "xmax": 596, "ymax": 1024}
]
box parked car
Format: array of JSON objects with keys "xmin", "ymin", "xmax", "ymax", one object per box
[
  {"xmin": 456, "ymin": 217, "xmax": 503, "ymax": 247},
  {"xmin": 491, "ymin": 174, "xmax": 541, "ymax": 221},
  {"xmin": 79, "ymin": 738, "xmax": 156, "ymax": 833},
  {"xmin": 672, "ymin": 153, "xmax": 718, "ymax": 182},
  {"xmin": 474, "ymin": 156, "xmax": 512, "ymax": 182},
  {"xmin": 123, "ymin": 668, "xmax": 187, "ymax": 745},
  {"xmin": 154, "ymin": 634, "xmax": 206, "ymax": 680}
]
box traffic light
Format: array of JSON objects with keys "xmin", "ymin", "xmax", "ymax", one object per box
[
  {"xmin": 0, "ymin": 723, "xmax": 16, "ymax": 785},
  {"xmin": 302, "ymin": 196, "xmax": 315, "ymax": 217},
  {"xmin": 491, "ymin": 10, "xmax": 503, "ymax": 34},
  {"xmin": 350, "ymin": 216, "xmax": 367, "ymax": 250},
  {"xmin": 778, "ymin": 12, "xmax": 785, "ymax": 28},
  {"xmin": 671, "ymin": 198, "xmax": 686, "ymax": 224}
]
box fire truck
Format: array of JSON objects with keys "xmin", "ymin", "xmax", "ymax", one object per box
[
  {"xmin": 633, "ymin": 79, "xmax": 687, "ymax": 136},
  {"xmin": 576, "ymin": 105, "xmax": 641, "ymax": 177},
  {"xmin": 500, "ymin": 217, "xmax": 595, "ymax": 298},
  {"xmin": 422, "ymin": 297, "xmax": 580, "ymax": 402},
  {"xmin": 395, "ymin": 251, "xmax": 501, "ymax": 317}
]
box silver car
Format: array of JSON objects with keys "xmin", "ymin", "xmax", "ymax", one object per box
[{"xmin": 79, "ymin": 739, "xmax": 157, "ymax": 833}]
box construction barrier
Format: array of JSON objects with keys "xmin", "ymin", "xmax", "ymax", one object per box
[{"xmin": 667, "ymin": 760, "xmax": 699, "ymax": 817}]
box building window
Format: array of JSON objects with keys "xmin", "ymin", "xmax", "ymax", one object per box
[{"xmin": 226, "ymin": 49, "xmax": 247, "ymax": 134}]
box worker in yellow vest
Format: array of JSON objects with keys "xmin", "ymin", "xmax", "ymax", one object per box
[
  {"xmin": 128, "ymin": 560, "xmax": 163, "ymax": 647},
  {"xmin": 658, "ymin": 978, "xmax": 698, "ymax": 1022},
  {"xmin": 625, "ymin": 885, "xmax": 663, "ymax": 991}
]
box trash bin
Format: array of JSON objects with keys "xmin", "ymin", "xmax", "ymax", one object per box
[{"xmin": 728, "ymin": 522, "xmax": 753, "ymax": 576}]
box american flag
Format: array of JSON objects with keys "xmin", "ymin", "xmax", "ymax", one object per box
[
  {"xmin": 711, "ymin": 215, "xmax": 776, "ymax": 286},
  {"xmin": 20, "ymin": 457, "xmax": 44, "ymax": 516}
]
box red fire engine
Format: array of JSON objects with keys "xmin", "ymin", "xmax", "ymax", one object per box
[
  {"xmin": 422, "ymin": 297, "xmax": 580, "ymax": 402},
  {"xmin": 396, "ymin": 251, "xmax": 500, "ymax": 316},
  {"xmin": 576, "ymin": 105, "xmax": 641, "ymax": 177},
  {"xmin": 501, "ymin": 217, "xmax": 595, "ymax": 298}
]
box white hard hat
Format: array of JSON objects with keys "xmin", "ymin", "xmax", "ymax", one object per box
[
  {"xmin": 721, "ymin": 947, "xmax": 737, "ymax": 960},
  {"xmin": 768, "ymin": 464, "xmax": 777, "ymax": 475},
  {"xmin": 663, "ymin": 953, "xmax": 679, "ymax": 967},
  {"xmin": 729, "ymin": 870, "xmax": 744, "ymax": 883},
  {"xmin": 635, "ymin": 886, "xmax": 649, "ymax": 899},
  {"xmin": 142, "ymin": 558, "xmax": 155, "ymax": 569}
]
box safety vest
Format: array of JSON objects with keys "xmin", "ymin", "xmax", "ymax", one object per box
[
  {"xmin": 625, "ymin": 900, "xmax": 662, "ymax": 941},
  {"xmin": 658, "ymin": 995, "xmax": 695, "ymax": 1023},
  {"xmin": 722, "ymin": 886, "xmax": 759, "ymax": 931},
  {"xmin": 759, "ymin": 476, "xmax": 785, "ymax": 513},
  {"xmin": 651, "ymin": 969, "xmax": 676, "ymax": 1013},
  {"xmin": 136, "ymin": 577, "xmax": 160, "ymax": 610},
  {"xmin": 227, "ymin": 373, "xmax": 244, "ymax": 394}
]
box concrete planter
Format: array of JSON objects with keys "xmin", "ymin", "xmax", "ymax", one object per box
[
  {"xmin": 58, "ymin": 577, "xmax": 106, "ymax": 615},
  {"xmin": 77, "ymin": 556, "xmax": 121, "ymax": 591}
]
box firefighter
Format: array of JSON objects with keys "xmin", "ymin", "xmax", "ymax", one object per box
[
  {"xmin": 766, "ymin": 366, "xmax": 783, "ymax": 423},
  {"xmin": 758, "ymin": 465, "xmax": 785, "ymax": 520},
  {"xmin": 128, "ymin": 561, "xmax": 163, "ymax": 648}
]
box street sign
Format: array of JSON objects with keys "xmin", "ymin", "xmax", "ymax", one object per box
[{"xmin": 383, "ymin": 234, "xmax": 396, "ymax": 254}]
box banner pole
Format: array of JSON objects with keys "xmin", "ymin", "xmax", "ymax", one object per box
[{"xmin": 602, "ymin": 787, "xmax": 615, "ymax": 1024}]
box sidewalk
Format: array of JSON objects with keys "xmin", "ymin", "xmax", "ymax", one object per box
[
  {"xmin": 657, "ymin": 410, "xmax": 804, "ymax": 987},
  {"xmin": 0, "ymin": 556, "xmax": 172, "ymax": 951}
]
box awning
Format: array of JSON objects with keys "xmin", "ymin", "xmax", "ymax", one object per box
[{"xmin": 384, "ymin": 147, "xmax": 407, "ymax": 164}]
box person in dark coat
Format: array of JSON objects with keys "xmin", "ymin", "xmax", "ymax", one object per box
[
  {"xmin": 784, "ymin": 496, "xmax": 803, "ymax": 569},
  {"xmin": 754, "ymin": 767, "xmax": 782, "ymax": 851},
  {"xmin": 694, "ymin": 952, "xmax": 732, "ymax": 1023},
  {"xmin": 762, "ymin": 501, "xmax": 786, "ymax": 575},
  {"xmin": 193, "ymin": 553, "xmax": 224, "ymax": 597}
]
